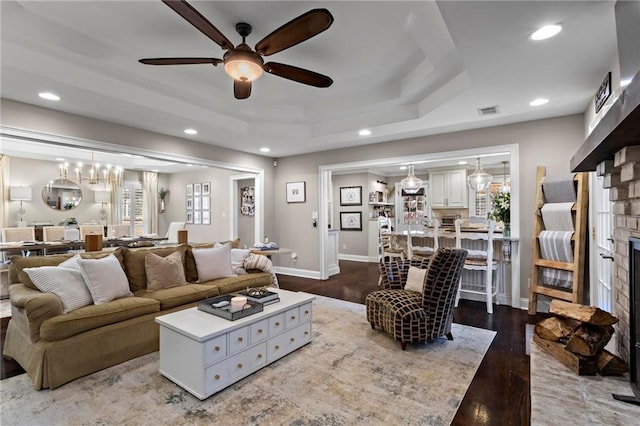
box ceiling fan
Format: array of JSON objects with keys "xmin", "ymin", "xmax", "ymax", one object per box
[{"xmin": 140, "ymin": 0, "xmax": 334, "ymax": 99}]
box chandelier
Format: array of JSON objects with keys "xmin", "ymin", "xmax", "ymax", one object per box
[
  {"xmin": 467, "ymin": 157, "xmax": 493, "ymax": 192},
  {"xmin": 401, "ymin": 165, "xmax": 423, "ymax": 194},
  {"xmin": 59, "ymin": 152, "xmax": 123, "ymax": 188},
  {"xmin": 500, "ymin": 160, "xmax": 510, "ymax": 193}
]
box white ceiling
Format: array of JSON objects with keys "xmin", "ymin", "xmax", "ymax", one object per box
[{"xmin": 0, "ymin": 0, "xmax": 619, "ymax": 174}]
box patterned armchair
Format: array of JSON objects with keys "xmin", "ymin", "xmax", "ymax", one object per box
[{"xmin": 366, "ymin": 248, "xmax": 467, "ymax": 350}]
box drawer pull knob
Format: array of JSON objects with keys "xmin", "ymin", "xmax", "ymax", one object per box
[
  {"xmin": 275, "ymin": 322, "xmax": 280, "ymax": 326},
  {"xmin": 237, "ymin": 363, "xmax": 243, "ymax": 369},
  {"xmin": 304, "ymin": 331, "xmax": 309, "ymax": 335},
  {"xmin": 291, "ymin": 316, "xmax": 296, "ymax": 320},
  {"xmin": 275, "ymin": 345, "xmax": 280, "ymax": 350},
  {"xmin": 238, "ymin": 337, "xmax": 243, "ymax": 342},
  {"xmin": 304, "ymin": 310, "xmax": 309, "ymax": 314},
  {"xmin": 290, "ymin": 337, "xmax": 295, "ymax": 342},
  {"xmin": 214, "ymin": 374, "xmax": 220, "ymax": 380},
  {"xmin": 257, "ymin": 353, "xmax": 263, "ymax": 359},
  {"xmin": 258, "ymin": 329, "xmax": 263, "ymax": 333},
  {"xmin": 214, "ymin": 346, "xmax": 220, "ymax": 352}
]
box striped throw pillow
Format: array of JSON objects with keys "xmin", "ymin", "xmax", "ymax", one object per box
[{"xmin": 24, "ymin": 266, "xmax": 93, "ymax": 313}]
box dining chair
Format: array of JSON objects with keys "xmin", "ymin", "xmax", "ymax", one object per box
[
  {"xmin": 79, "ymin": 225, "xmax": 105, "ymax": 239},
  {"xmin": 1, "ymin": 227, "xmax": 36, "ymax": 258},
  {"xmin": 42, "ymin": 226, "xmax": 66, "ymax": 241},
  {"xmin": 454, "ymin": 218, "xmax": 500, "ymax": 314},
  {"xmin": 380, "ymin": 232, "xmax": 405, "ymax": 261},
  {"xmin": 412, "ymin": 218, "xmax": 440, "ymax": 260},
  {"xmin": 107, "ymin": 224, "xmax": 130, "ymax": 238}
]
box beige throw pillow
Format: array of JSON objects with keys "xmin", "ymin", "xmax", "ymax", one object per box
[
  {"xmin": 405, "ymin": 266, "xmax": 427, "ymax": 293},
  {"xmin": 145, "ymin": 251, "xmax": 187, "ymax": 292},
  {"xmin": 77, "ymin": 254, "xmax": 133, "ymax": 304},
  {"xmin": 192, "ymin": 244, "xmax": 236, "ymax": 282}
]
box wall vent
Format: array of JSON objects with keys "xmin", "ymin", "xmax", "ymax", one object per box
[{"xmin": 477, "ymin": 105, "xmax": 500, "ymax": 116}]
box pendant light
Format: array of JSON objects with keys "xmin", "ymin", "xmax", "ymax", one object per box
[
  {"xmin": 467, "ymin": 157, "xmax": 493, "ymax": 192},
  {"xmin": 500, "ymin": 160, "xmax": 510, "ymax": 193},
  {"xmin": 401, "ymin": 165, "xmax": 422, "ymax": 194}
]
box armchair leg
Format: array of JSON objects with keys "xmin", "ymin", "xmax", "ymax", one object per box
[
  {"xmin": 370, "ymin": 323, "xmax": 375, "ymax": 330},
  {"xmin": 400, "ymin": 342, "xmax": 407, "ymax": 350},
  {"xmin": 445, "ymin": 332, "xmax": 454, "ymax": 341}
]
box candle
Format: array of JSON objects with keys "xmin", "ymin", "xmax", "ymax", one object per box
[{"xmin": 230, "ymin": 296, "xmax": 247, "ymax": 312}]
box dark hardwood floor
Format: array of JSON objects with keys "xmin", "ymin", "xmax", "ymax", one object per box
[{"xmin": 1, "ymin": 260, "xmax": 545, "ymax": 425}]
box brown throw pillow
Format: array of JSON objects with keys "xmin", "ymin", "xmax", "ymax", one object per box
[{"xmin": 145, "ymin": 251, "xmax": 187, "ymax": 292}]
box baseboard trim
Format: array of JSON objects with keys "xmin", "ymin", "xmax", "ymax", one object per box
[
  {"xmin": 338, "ymin": 254, "xmax": 371, "ymax": 263},
  {"xmin": 273, "ymin": 266, "xmax": 321, "ymax": 280}
]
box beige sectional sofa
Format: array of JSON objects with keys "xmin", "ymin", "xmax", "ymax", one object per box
[{"xmin": 2, "ymin": 243, "xmax": 273, "ymax": 390}]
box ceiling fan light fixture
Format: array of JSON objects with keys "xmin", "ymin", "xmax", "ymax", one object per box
[{"xmin": 224, "ymin": 47, "xmax": 264, "ymax": 82}]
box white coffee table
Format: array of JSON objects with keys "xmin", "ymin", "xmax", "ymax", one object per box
[{"xmin": 155, "ymin": 288, "xmax": 314, "ymax": 399}]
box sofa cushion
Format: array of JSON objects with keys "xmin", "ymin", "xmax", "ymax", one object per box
[
  {"xmin": 184, "ymin": 242, "xmax": 214, "ymax": 282},
  {"xmin": 136, "ymin": 284, "xmax": 220, "ymax": 310},
  {"xmin": 24, "ymin": 266, "xmax": 93, "ymax": 313},
  {"xmin": 208, "ymin": 272, "xmax": 273, "ymax": 295},
  {"xmin": 123, "ymin": 245, "xmax": 187, "ymax": 292},
  {"xmin": 78, "ymin": 254, "xmax": 133, "ymax": 304},
  {"xmin": 145, "ymin": 251, "xmax": 187, "ymax": 292},
  {"xmin": 10, "ymin": 248, "xmax": 125, "ymax": 290},
  {"xmin": 231, "ymin": 249, "xmax": 251, "ymax": 275},
  {"xmin": 39, "ymin": 296, "xmax": 160, "ymax": 341}
]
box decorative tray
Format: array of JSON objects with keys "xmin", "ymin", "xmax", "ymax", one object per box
[{"xmin": 197, "ymin": 295, "xmax": 263, "ymax": 321}]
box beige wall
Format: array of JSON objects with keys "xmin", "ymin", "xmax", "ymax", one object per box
[{"xmin": 274, "ymin": 114, "xmax": 586, "ymax": 300}]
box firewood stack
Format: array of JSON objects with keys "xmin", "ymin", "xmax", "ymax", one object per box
[{"xmin": 533, "ymin": 300, "xmax": 628, "ymax": 376}]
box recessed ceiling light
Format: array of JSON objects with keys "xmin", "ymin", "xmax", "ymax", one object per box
[
  {"xmin": 458, "ymin": 161, "xmax": 468, "ymax": 165},
  {"xmin": 184, "ymin": 128, "xmax": 198, "ymax": 135},
  {"xmin": 151, "ymin": 169, "xmax": 160, "ymax": 173},
  {"xmin": 38, "ymin": 91, "xmax": 61, "ymax": 101},
  {"xmin": 399, "ymin": 166, "xmax": 407, "ymax": 170},
  {"xmin": 55, "ymin": 157, "xmax": 65, "ymax": 161},
  {"xmin": 186, "ymin": 164, "xmax": 194, "ymax": 167},
  {"xmin": 260, "ymin": 147, "xmax": 270, "ymax": 153},
  {"xmin": 358, "ymin": 129, "xmax": 372, "ymax": 136},
  {"xmin": 529, "ymin": 98, "xmax": 549, "ymax": 107},
  {"xmin": 530, "ymin": 24, "xmax": 562, "ymax": 41},
  {"xmin": 621, "ymin": 78, "xmax": 632, "ymax": 87}
]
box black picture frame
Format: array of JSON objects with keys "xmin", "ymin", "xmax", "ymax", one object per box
[
  {"xmin": 286, "ymin": 181, "xmax": 306, "ymax": 203},
  {"xmin": 340, "ymin": 186, "xmax": 363, "ymax": 206},
  {"xmin": 340, "ymin": 211, "xmax": 362, "ymax": 231},
  {"xmin": 595, "ymin": 71, "xmax": 611, "ymax": 114}
]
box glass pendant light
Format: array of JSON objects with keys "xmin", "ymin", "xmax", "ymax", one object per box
[
  {"xmin": 500, "ymin": 160, "xmax": 510, "ymax": 193},
  {"xmin": 401, "ymin": 165, "xmax": 422, "ymax": 194},
  {"xmin": 467, "ymin": 157, "xmax": 493, "ymax": 192}
]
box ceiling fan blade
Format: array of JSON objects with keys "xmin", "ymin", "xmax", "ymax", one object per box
[
  {"xmin": 234, "ymin": 80, "xmax": 252, "ymax": 99},
  {"xmin": 139, "ymin": 58, "xmax": 222, "ymax": 66},
  {"xmin": 264, "ymin": 62, "xmax": 333, "ymax": 88},
  {"xmin": 255, "ymin": 9, "xmax": 333, "ymax": 56},
  {"xmin": 162, "ymin": 0, "xmax": 234, "ymax": 50}
]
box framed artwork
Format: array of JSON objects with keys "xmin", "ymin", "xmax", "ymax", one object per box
[
  {"xmin": 194, "ymin": 196, "xmax": 201, "ymax": 210},
  {"xmin": 595, "ymin": 71, "xmax": 611, "ymax": 114},
  {"xmin": 202, "ymin": 210, "xmax": 211, "ymax": 225},
  {"xmin": 202, "ymin": 196, "xmax": 210, "ymax": 211},
  {"xmin": 340, "ymin": 211, "xmax": 362, "ymax": 231},
  {"xmin": 194, "ymin": 210, "xmax": 202, "ymax": 225},
  {"xmin": 186, "ymin": 198, "xmax": 193, "ymax": 210},
  {"xmin": 194, "ymin": 183, "xmax": 202, "ymax": 196},
  {"xmin": 340, "ymin": 186, "xmax": 362, "ymax": 206},
  {"xmin": 186, "ymin": 184, "xmax": 193, "ymax": 197},
  {"xmin": 241, "ymin": 186, "xmax": 255, "ymax": 216},
  {"xmin": 186, "ymin": 211, "xmax": 194, "ymax": 224},
  {"xmin": 202, "ymin": 182, "xmax": 211, "ymax": 196},
  {"xmin": 286, "ymin": 181, "xmax": 306, "ymax": 203}
]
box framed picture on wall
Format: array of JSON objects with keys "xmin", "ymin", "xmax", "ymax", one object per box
[
  {"xmin": 186, "ymin": 198, "xmax": 193, "ymax": 210},
  {"xmin": 186, "ymin": 211, "xmax": 194, "ymax": 224},
  {"xmin": 194, "ymin": 183, "xmax": 202, "ymax": 196},
  {"xmin": 340, "ymin": 186, "xmax": 362, "ymax": 206},
  {"xmin": 286, "ymin": 181, "xmax": 306, "ymax": 203},
  {"xmin": 340, "ymin": 211, "xmax": 362, "ymax": 231},
  {"xmin": 194, "ymin": 210, "xmax": 201, "ymax": 224},
  {"xmin": 202, "ymin": 182, "xmax": 211, "ymax": 196},
  {"xmin": 186, "ymin": 184, "xmax": 193, "ymax": 197},
  {"xmin": 194, "ymin": 197, "xmax": 201, "ymax": 210},
  {"xmin": 202, "ymin": 210, "xmax": 211, "ymax": 225},
  {"xmin": 202, "ymin": 196, "xmax": 210, "ymax": 210}
]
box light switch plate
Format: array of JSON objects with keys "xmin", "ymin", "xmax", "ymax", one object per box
[{"xmin": 311, "ymin": 211, "xmax": 318, "ymax": 219}]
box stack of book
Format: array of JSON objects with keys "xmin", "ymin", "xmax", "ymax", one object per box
[{"xmin": 237, "ymin": 289, "xmax": 280, "ymax": 306}]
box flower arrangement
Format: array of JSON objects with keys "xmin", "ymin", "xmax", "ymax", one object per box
[
  {"xmin": 158, "ymin": 187, "xmax": 170, "ymax": 200},
  {"xmin": 488, "ymin": 191, "xmax": 510, "ymax": 224}
]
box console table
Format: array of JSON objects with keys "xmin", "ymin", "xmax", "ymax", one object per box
[{"xmin": 155, "ymin": 289, "xmax": 314, "ymax": 399}]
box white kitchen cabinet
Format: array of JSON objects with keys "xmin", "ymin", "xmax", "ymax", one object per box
[{"xmin": 429, "ymin": 169, "xmax": 468, "ymax": 208}]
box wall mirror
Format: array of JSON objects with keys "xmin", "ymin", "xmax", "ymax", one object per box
[{"xmin": 42, "ymin": 179, "xmax": 82, "ymax": 210}]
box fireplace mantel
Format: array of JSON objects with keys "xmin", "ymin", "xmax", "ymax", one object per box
[{"xmin": 571, "ymin": 70, "xmax": 640, "ymax": 172}]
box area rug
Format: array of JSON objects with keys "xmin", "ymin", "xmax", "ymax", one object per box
[
  {"xmin": 1, "ymin": 295, "xmax": 495, "ymax": 425},
  {"xmin": 530, "ymin": 340, "xmax": 640, "ymax": 425}
]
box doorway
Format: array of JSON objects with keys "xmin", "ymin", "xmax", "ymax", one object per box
[{"xmin": 230, "ymin": 172, "xmax": 264, "ymax": 247}]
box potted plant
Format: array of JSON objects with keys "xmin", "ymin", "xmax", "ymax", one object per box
[
  {"xmin": 488, "ymin": 191, "xmax": 511, "ymax": 236},
  {"xmin": 158, "ymin": 187, "xmax": 170, "ymax": 212}
]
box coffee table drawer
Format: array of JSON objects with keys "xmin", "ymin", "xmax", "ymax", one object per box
[
  {"xmin": 268, "ymin": 312, "xmax": 286, "ymax": 335},
  {"xmin": 300, "ymin": 303, "xmax": 312, "ymax": 323},
  {"xmin": 268, "ymin": 322, "xmax": 312, "ymax": 362},
  {"xmin": 227, "ymin": 342, "xmax": 268, "ymax": 381},
  {"xmin": 228, "ymin": 326, "xmax": 249, "ymax": 354},
  {"xmin": 204, "ymin": 335, "xmax": 227, "ymax": 365},
  {"xmin": 205, "ymin": 362, "xmax": 232, "ymax": 395},
  {"xmin": 250, "ymin": 319, "xmax": 269, "ymax": 344},
  {"xmin": 285, "ymin": 306, "xmax": 300, "ymax": 328}
]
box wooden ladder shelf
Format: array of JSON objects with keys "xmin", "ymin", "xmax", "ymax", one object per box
[{"xmin": 528, "ymin": 166, "xmax": 589, "ymax": 314}]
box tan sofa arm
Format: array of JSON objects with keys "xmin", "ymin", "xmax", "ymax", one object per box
[{"xmin": 9, "ymin": 284, "xmax": 63, "ymax": 343}]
